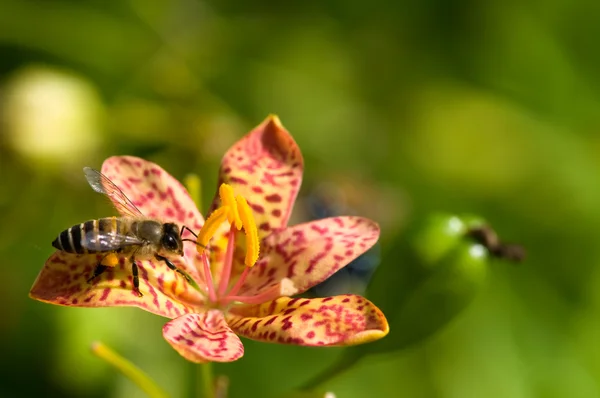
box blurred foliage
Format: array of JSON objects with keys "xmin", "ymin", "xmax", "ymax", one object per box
[{"xmin": 2, "ymin": 0, "xmax": 600, "ymax": 397}]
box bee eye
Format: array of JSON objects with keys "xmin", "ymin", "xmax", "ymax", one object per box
[{"xmin": 164, "ymin": 234, "xmax": 179, "ymax": 251}]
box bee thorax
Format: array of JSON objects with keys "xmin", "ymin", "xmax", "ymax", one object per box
[{"xmin": 133, "ymin": 220, "xmax": 164, "ymax": 244}]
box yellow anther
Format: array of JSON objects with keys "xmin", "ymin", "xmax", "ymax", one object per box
[
  {"xmin": 195, "ymin": 185, "xmax": 260, "ymax": 266},
  {"xmin": 236, "ymin": 195, "xmax": 260, "ymax": 267},
  {"xmin": 196, "ymin": 206, "xmax": 230, "ymax": 255},
  {"xmin": 219, "ymin": 183, "xmax": 242, "ymax": 230}
]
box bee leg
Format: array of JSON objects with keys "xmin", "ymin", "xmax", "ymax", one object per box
[
  {"xmin": 130, "ymin": 256, "xmax": 143, "ymax": 297},
  {"xmin": 154, "ymin": 254, "xmax": 192, "ymax": 283},
  {"xmin": 87, "ymin": 264, "xmax": 108, "ymax": 283},
  {"xmin": 88, "ymin": 253, "xmax": 119, "ymax": 283}
]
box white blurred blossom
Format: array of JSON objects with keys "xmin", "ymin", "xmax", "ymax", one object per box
[{"xmin": 1, "ymin": 66, "xmax": 104, "ymax": 167}]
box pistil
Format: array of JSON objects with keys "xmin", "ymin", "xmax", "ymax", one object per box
[{"xmin": 217, "ymin": 227, "xmax": 237, "ymax": 297}]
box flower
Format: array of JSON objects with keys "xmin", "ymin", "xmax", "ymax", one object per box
[{"xmin": 30, "ymin": 115, "xmax": 389, "ymax": 363}]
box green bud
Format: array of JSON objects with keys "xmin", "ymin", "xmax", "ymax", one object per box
[
  {"xmin": 388, "ymin": 238, "xmax": 488, "ymax": 348},
  {"xmin": 303, "ymin": 213, "xmax": 523, "ymax": 391},
  {"xmin": 412, "ymin": 213, "xmax": 466, "ymax": 265},
  {"xmin": 351, "ymin": 213, "xmax": 493, "ymax": 356}
]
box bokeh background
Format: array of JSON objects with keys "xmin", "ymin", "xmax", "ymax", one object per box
[{"xmin": 2, "ymin": 1, "xmax": 600, "ymax": 397}]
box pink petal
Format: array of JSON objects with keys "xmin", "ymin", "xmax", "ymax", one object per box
[
  {"xmin": 237, "ymin": 217, "xmax": 380, "ymax": 297},
  {"xmin": 29, "ymin": 251, "xmax": 203, "ymax": 319},
  {"xmin": 226, "ymin": 295, "xmax": 389, "ymax": 346},
  {"xmin": 163, "ymin": 311, "xmax": 244, "ymax": 363},
  {"xmin": 100, "ymin": 156, "xmax": 205, "ymax": 282},
  {"xmin": 209, "ymin": 115, "xmax": 304, "ymax": 238}
]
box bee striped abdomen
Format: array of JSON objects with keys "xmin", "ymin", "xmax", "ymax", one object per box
[
  {"xmin": 52, "ymin": 224, "xmax": 87, "ymax": 254},
  {"xmin": 52, "ymin": 217, "xmax": 121, "ymax": 254}
]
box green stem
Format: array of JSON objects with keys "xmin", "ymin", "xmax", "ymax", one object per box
[
  {"xmin": 91, "ymin": 341, "xmax": 169, "ymax": 398},
  {"xmin": 199, "ymin": 362, "xmax": 215, "ymax": 398}
]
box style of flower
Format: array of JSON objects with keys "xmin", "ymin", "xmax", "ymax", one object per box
[{"xmin": 30, "ymin": 115, "xmax": 389, "ymax": 363}]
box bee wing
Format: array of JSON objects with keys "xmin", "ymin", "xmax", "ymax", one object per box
[
  {"xmin": 82, "ymin": 231, "xmax": 144, "ymax": 252},
  {"xmin": 84, "ymin": 167, "xmax": 145, "ymax": 218}
]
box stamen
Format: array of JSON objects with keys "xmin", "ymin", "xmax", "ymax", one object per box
[
  {"xmin": 236, "ymin": 195, "xmax": 259, "ymax": 267},
  {"xmin": 217, "ymin": 227, "xmax": 237, "ymax": 297},
  {"xmin": 201, "ymin": 254, "xmax": 217, "ymax": 303},
  {"xmin": 196, "ymin": 206, "xmax": 229, "ymax": 255},
  {"xmin": 219, "ymin": 184, "xmax": 242, "ymax": 230},
  {"xmin": 191, "ymin": 184, "xmax": 261, "ymax": 306},
  {"xmin": 223, "ymin": 278, "xmax": 297, "ymax": 305}
]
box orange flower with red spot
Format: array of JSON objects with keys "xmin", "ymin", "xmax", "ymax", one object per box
[{"xmin": 30, "ymin": 115, "xmax": 389, "ymax": 363}]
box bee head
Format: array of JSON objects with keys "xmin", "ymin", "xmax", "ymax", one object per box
[{"xmin": 162, "ymin": 223, "xmax": 184, "ymax": 256}]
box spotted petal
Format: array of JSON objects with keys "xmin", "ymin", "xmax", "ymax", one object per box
[
  {"xmin": 209, "ymin": 115, "xmax": 304, "ymax": 237},
  {"xmin": 163, "ymin": 311, "xmax": 244, "ymax": 363},
  {"xmin": 226, "ymin": 295, "xmax": 389, "ymax": 346},
  {"xmin": 237, "ymin": 217, "xmax": 380, "ymax": 297},
  {"xmin": 29, "ymin": 251, "xmax": 203, "ymax": 319},
  {"xmin": 100, "ymin": 156, "xmax": 204, "ymax": 282}
]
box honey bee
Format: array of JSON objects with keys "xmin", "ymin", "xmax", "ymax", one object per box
[{"xmin": 52, "ymin": 167, "xmax": 198, "ymax": 296}]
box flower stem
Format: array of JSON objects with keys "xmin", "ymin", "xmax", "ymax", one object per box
[
  {"xmin": 90, "ymin": 341, "xmax": 169, "ymax": 398},
  {"xmin": 199, "ymin": 362, "xmax": 215, "ymax": 398}
]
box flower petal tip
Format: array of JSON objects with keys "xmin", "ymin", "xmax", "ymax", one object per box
[
  {"xmin": 342, "ymin": 323, "xmax": 390, "ymax": 346},
  {"xmin": 163, "ymin": 311, "xmax": 244, "ymax": 363},
  {"xmin": 266, "ymin": 114, "xmax": 282, "ymax": 127},
  {"xmin": 260, "ymin": 115, "xmax": 304, "ymax": 167}
]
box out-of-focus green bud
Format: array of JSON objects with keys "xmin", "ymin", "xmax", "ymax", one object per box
[
  {"xmin": 349, "ymin": 213, "xmax": 522, "ymax": 358},
  {"xmin": 1, "ymin": 66, "xmax": 104, "ymax": 168},
  {"xmin": 302, "ymin": 213, "xmax": 524, "ymax": 391},
  {"xmin": 412, "ymin": 213, "xmax": 482, "ymax": 266},
  {"xmin": 387, "ymin": 236, "xmax": 488, "ymax": 349}
]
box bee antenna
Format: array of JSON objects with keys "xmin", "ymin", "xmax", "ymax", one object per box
[
  {"xmin": 182, "ymin": 239, "xmax": 207, "ymax": 250},
  {"xmin": 180, "ymin": 225, "xmax": 199, "ymax": 238}
]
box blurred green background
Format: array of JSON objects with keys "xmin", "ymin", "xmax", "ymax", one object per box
[{"xmin": 2, "ymin": 0, "xmax": 600, "ymax": 397}]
